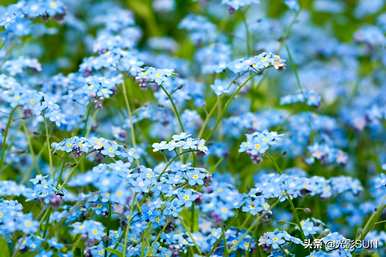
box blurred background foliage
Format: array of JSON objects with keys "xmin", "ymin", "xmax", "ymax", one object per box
[
  {"xmin": 1, "ymin": 0, "xmax": 384, "ymax": 185},
  {"xmin": 3, "ymin": 0, "xmax": 384, "ymax": 72}
]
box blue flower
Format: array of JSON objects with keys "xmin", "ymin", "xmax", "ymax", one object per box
[
  {"xmin": 259, "ymin": 230, "xmax": 302, "ymax": 250},
  {"xmin": 210, "ymin": 78, "xmax": 237, "ymax": 96},
  {"xmin": 72, "ymin": 220, "xmax": 105, "ymax": 241},
  {"xmin": 222, "ymin": 0, "xmax": 260, "ymax": 11},
  {"xmin": 175, "ymin": 189, "xmax": 198, "ymax": 208},
  {"xmin": 152, "ymin": 133, "xmax": 208, "ymax": 154},
  {"xmin": 280, "ymin": 90, "xmax": 321, "ymax": 107},
  {"xmin": 239, "ymin": 130, "xmax": 284, "ymax": 163},
  {"xmin": 228, "ymin": 52, "xmax": 285, "ymax": 74},
  {"xmin": 179, "ymin": 14, "xmax": 218, "ymax": 44}
]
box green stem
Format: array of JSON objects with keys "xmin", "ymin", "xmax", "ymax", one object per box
[
  {"xmin": 104, "ymin": 203, "xmax": 112, "ymax": 257},
  {"xmin": 158, "ymin": 150, "xmax": 197, "ymax": 178},
  {"xmin": 159, "ymin": 84, "xmax": 185, "ymax": 133},
  {"xmin": 71, "ymin": 235, "xmax": 82, "ymax": 254},
  {"xmin": 122, "ymin": 193, "xmax": 137, "ymax": 257},
  {"xmin": 267, "ymin": 154, "xmax": 306, "ymax": 240},
  {"xmin": 122, "ymin": 82, "xmax": 140, "ymax": 167},
  {"xmin": 198, "ymin": 74, "xmax": 244, "ymax": 139},
  {"xmin": 82, "ymin": 104, "xmax": 91, "ymax": 136},
  {"xmin": 198, "ymin": 98, "xmax": 219, "ymax": 138},
  {"xmin": 190, "ymin": 203, "xmax": 195, "ymax": 232},
  {"xmin": 240, "ymin": 214, "xmax": 252, "ymax": 228},
  {"xmin": 0, "ymin": 106, "xmax": 17, "ymax": 171},
  {"xmin": 356, "ymin": 198, "xmax": 385, "ymax": 241},
  {"xmin": 206, "ymin": 74, "xmax": 258, "ymax": 141},
  {"xmin": 42, "ymin": 207, "xmax": 52, "ymax": 238},
  {"xmin": 21, "ymin": 121, "xmax": 40, "ymax": 182},
  {"xmin": 280, "ymin": 10, "xmax": 301, "ymax": 48},
  {"xmin": 285, "ymin": 45, "xmax": 304, "ymax": 93},
  {"xmin": 241, "ymin": 9, "xmax": 252, "ymax": 55},
  {"xmin": 285, "ymin": 192, "xmax": 306, "ymax": 240},
  {"xmin": 149, "ymin": 221, "xmax": 170, "ymax": 252},
  {"xmin": 179, "ymin": 218, "xmax": 203, "ymax": 255},
  {"xmin": 58, "ymin": 159, "xmax": 80, "ymax": 189},
  {"xmin": 122, "ymin": 82, "xmax": 138, "ymax": 147},
  {"xmin": 44, "ymin": 118, "xmax": 54, "ymax": 177},
  {"xmin": 228, "ymin": 199, "xmax": 280, "ymax": 253}
]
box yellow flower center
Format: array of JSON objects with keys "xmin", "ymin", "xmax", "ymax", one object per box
[
  {"xmin": 24, "ymin": 220, "xmax": 33, "ymax": 228},
  {"xmin": 95, "ymin": 140, "xmax": 104, "ymax": 149},
  {"xmin": 49, "ymin": 1, "xmax": 58, "ymax": 8}
]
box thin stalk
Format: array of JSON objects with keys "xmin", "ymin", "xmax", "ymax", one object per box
[
  {"xmin": 206, "ymin": 74, "xmax": 257, "ymax": 141},
  {"xmin": 210, "ymin": 157, "xmax": 224, "ymax": 173},
  {"xmin": 280, "ymin": 10, "xmax": 301, "ymax": 48},
  {"xmin": 285, "ymin": 192, "xmax": 306, "ymax": 240},
  {"xmin": 268, "ymin": 154, "xmax": 306, "ymax": 240},
  {"xmin": 159, "ymin": 150, "xmax": 197, "ymax": 177},
  {"xmin": 190, "ymin": 203, "xmax": 195, "ymax": 232},
  {"xmin": 159, "ymin": 84, "xmax": 185, "ymax": 132},
  {"xmin": 71, "ymin": 235, "xmax": 83, "ymax": 254},
  {"xmin": 104, "ymin": 203, "xmax": 112, "ymax": 257},
  {"xmin": 356, "ymin": 198, "xmax": 385, "ymax": 241},
  {"xmin": 228, "ymin": 199, "xmax": 280, "ymax": 253},
  {"xmin": 179, "ymin": 218, "xmax": 203, "ymax": 255},
  {"xmin": 44, "ymin": 119, "xmax": 54, "ymax": 177},
  {"xmin": 198, "ymin": 73, "xmax": 244, "ymax": 139},
  {"xmin": 84, "ymin": 109, "xmax": 99, "ymax": 138},
  {"xmin": 122, "ymin": 82, "xmax": 140, "ymax": 167},
  {"xmin": 21, "ymin": 121, "xmax": 40, "ymax": 182},
  {"xmin": 122, "ymin": 83, "xmax": 138, "ymax": 148},
  {"xmin": 241, "ymin": 9, "xmax": 252, "ymax": 55},
  {"xmin": 240, "ymin": 214, "xmax": 252, "ymax": 228},
  {"xmin": 122, "ymin": 193, "xmax": 137, "ymax": 257},
  {"xmin": 0, "ymin": 106, "xmax": 18, "ymax": 171},
  {"xmin": 58, "ymin": 159, "xmax": 80, "ymax": 189},
  {"xmin": 42, "ymin": 207, "xmax": 53, "ymax": 238},
  {"xmin": 82, "ymin": 104, "xmax": 91, "ymax": 136},
  {"xmin": 149, "ymin": 221, "xmax": 170, "ymax": 252},
  {"xmin": 198, "ymin": 97, "xmax": 219, "ymax": 138},
  {"xmin": 285, "ymin": 45, "xmax": 304, "ymax": 94}
]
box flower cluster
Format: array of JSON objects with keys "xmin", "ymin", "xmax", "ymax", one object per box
[
  {"xmin": 72, "ymin": 220, "xmax": 105, "ymax": 241},
  {"xmin": 152, "ymin": 132, "xmax": 208, "ymax": 154},
  {"xmin": 52, "ymin": 136, "xmax": 139, "ymax": 161},
  {"xmin": 0, "ymin": 0, "xmax": 384, "ymax": 256},
  {"xmin": 228, "ymin": 52, "xmax": 286, "ymax": 74},
  {"xmin": 280, "ymin": 90, "xmax": 321, "ymax": 107},
  {"xmin": 0, "ymin": 200, "xmax": 38, "ymax": 234},
  {"xmin": 259, "ymin": 230, "xmax": 303, "ymax": 250},
  {"xmin": 239, "ymin": 130, "xmax": 284, "ymax": 163},
  {"xmin": 241, "ymin": 171, "xmax": 362, "ymax": 216}
]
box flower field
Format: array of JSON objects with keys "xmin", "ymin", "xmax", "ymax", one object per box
[{"xmin": 0, "ymin": 0, "xmax": 385, "ymax": 256}]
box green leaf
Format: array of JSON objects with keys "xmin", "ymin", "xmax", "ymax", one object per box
[
  {"xmin": 105, "ymin": 248, "xmax": 123, "ymax": 257},
  {"xmin": 0, "ymin": 236, "xmax": 10, "ymax": 257},
  {"xmin": 14, "ymin": 252, "xmax": 36, "ymax": 257}
]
